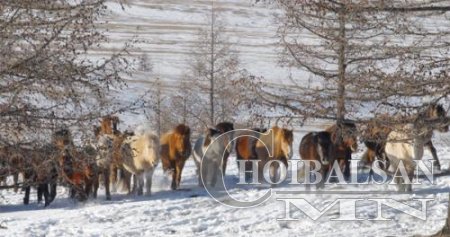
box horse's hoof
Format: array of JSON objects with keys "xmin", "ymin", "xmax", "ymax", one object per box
[{"xmin": 106, "ymin": 196, "xmax": 111, "ymax": 201}]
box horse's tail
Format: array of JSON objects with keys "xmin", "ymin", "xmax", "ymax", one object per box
[{"xmin": 192, "ymin": 137, "xmax": 204, "ymax": 167}]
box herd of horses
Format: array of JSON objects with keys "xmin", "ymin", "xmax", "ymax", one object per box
[{"xmin": 0, "ymin": 103, "xmax": 449, "ymax": 206}]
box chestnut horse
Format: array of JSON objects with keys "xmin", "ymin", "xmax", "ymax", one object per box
[
  {"xmin": 255, "ymin": 126, "xmax": 293, "ymax": 185},
  {"xmin": 385, "ymin": 104, "xmax": 449, "ymax": 192},
  {"xmin": 299, "ymin": 131, "xmax": 333, "ymax": 189},
  {"xmin": 235, "ymin": 128, "xmax": 267, "ymax": 182},
  {"xmin": 325, "ymin": 122, "xmax": 358, "ymax": 179},
  {"xmin": 215, "ymin": 122, "xmax": 235, "ymax": 176},
  {"xmin": 160, "ymin": 124, "xmax": 191, "ymax": 190},
  {"xmin": 54, "ymin": 129, "xmax": 97, "ymax": 201}
]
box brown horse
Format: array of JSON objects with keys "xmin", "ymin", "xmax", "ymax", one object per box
[
  {"xmin": 0, "ymin": 145, "xmax": 24, "ymax": 192},
  {"xmin": 325, "ymin": 122, "xmax": 358, "ymax": 179},
  {"xmin": 299, "ymin": 131, "xmax": 333, "ymax": 189},
  {"xmin": 215, "ymin": 122, "xmax": 234, "ymax": 176},
  {"xmin": 94, "ymin": 115, "xmax": 134, "ymax": 194},
  {"xmin": 0, "ymin": 144, "xmax": 58, "ymax": 206},
  {"xmin": 22, "ymin": 145, "xmax": 59, "ymax": 206},
  {"xmin": 160, "ymin": 124, "xmax": 191, "ymax": 190},
  {"xmin": 255, "ymin": 126, "xmax": 293, "ymax": 185},
  {"xmin": 235, "ymin": 128, "xmax": 267, "ymax": 182},
  {"xmin": 54, "ymin": 129, "xmax": 97, "ymax": 201}
]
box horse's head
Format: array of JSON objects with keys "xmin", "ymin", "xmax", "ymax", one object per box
[
  {"xmin": 53, "ymin": 129, "xmax": 73, "ymax": 150},
  {"xmin": 278, "ymin": 127, "xmax": 294, "ymax": 160},
  {"xmin": 174, "ymin": 124, "xmax": 191, "ymax": 158},
  {"xmin": 216, "ymin": 122, "xmax": 235, "ymax": 153},
  {"xmin": 332, "ymin": 122, "xmax": 358, "ymax": 152},
  {"xmin": 314, "ymin": 132, "xmax": 333, "ymax": 165},
  {"xmin": 426, "ymin": 104, "xmax": 449, "ymax": 133}
]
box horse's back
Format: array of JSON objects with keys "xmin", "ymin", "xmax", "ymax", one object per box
[
  {"xmin": 385, "ymin": 130, "xmax": 414, "ymax": 161},
  {"xmin": 299, "ymin": 132, "xmax": 317, "ymax": 161},
  {"xmin": 124, "ymin": 132, "xmax": 159, "ymax": 172}
]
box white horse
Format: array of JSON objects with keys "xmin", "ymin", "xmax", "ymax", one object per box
[
  {"xmin": 385, "ymin": 104, "xmax": 448, "ymax": 192},
  {"xmin": 120, "ymin": 130, "xmax": 160, "ymax": 195},
  {"xmin": 193, "ymin": 128, "xmax": 232, "ymax": 188}
]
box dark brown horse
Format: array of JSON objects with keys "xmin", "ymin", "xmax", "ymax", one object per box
[
  {"xmin": 325, "ymin": 122, "xmax": 358, "ymax": 179},
  {"xmin": 23, "ymin": 145, "xmax": 59, "ymax": 206},
  {"xmin": 215, "ymin": 122, "xmax": 234, "ymax": 176},
  {"xmin": 235, "ymin": 128, "xmax": 267, "ymax": 182},
  {"xmin": 0, "ymin": 144, "xmax": 58, "ymax": 206},
  {"xmin": 299, "ymin": 131, "xmax": 333, "ymax": 189},
  {"xmin": 160, "ymin": 124, "xmax": 191, "ymax": 190},
  {"xmin": 54, "ymin": 129, "xmax": 97, "ymax": 201}
]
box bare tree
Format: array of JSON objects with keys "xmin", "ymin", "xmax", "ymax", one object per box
[
  {"xmin": 0, "ymin": 0, "xmax": 133, "ymax": 146},
  {"xmin": 253, "ymin": 0, "xmax": 450, "ymax": 129},
  {"xmin": 187, "ymin": 6, "xmax": 241, "ymax": 125}
]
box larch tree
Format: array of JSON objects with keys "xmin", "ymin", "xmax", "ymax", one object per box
[
  {"xmin": 0, "ymin": 0, "xmax": 132, "ymax": 146},
  {"xmin": 187, "ymin": 5, "xmax": 241, "ymax": 126}
]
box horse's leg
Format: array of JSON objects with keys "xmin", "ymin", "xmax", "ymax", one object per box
[
  {"xmin": 244, "ymin": 160, "xmax": 253, "ymax": 183},
  {"xmin": 37, "ymin": 184, "xmax": 43, "ymax": 204},
  {"xmin": 270, "ymin": 161, "xmax": 280, "ymax": 187},
  {"xmin": 426, "ymin": 141, "xmax": 441, "ymax": 171},
  {"xmin": 104, "ymin": 168, "xmax": 111, "ymax": 200},
  {"xmin": 343, "ymin": 151, "xmax": 351, "ymax": 180},
  {"xmin": 42, "ymin": 184, "xmax": 50, "ymax": 207},
  {"xmin": 200, "ymin": 160, "xmax": 208, "ymax": 188},
  {"xmin": 222, "ymin": 156, "xmax": 228, "ymax": 177},
  {"xmin": 145, "ymin": 169, "xmax": 154, "ymax": 196},
  {"xmin": 171, "ymin": 165, "xmax": 178, "ymax": 190},
  {"xmin": 13, "ymin": 173, "xmax": 19, "ymax": 193},
  {"xmin": 211, "ymin": 162, "xmax": 219, "ymax": 188},
  {"xmin": 197, "ymin": 165, "xmax": 203, "ymax": 187},
  {"xmin": 93, "ymin": 171, "xmax": 99, "ymax": 199},
  {"xmin": 23, "ymin": 171, "xmax": 31, "ymax": 205},
  {"xmin": 137, "ymin": 173, "xmax": 144, "ymax": 196},
  {"xmin": 50, "ymin": 182, "xmax": 57, "ymax": 203},
  {"xmin": 109, "ymin": 165, "xmax": 116, "ymax": 192},
  {"xmin": 175, "ymin": 160, "xmax": 185, "ymax": 190},
  {"xmin": 84, "ymin": 178, "xmax": 92, "ymax": 200}
]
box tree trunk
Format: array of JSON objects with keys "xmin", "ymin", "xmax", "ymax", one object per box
[{"xmin": 336, "ymin": 7, "xmax": 347, "ymax": 141}]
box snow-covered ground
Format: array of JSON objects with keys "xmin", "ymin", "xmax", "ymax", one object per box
[{"xmin": 1, "ymin": 131, "xmax": 450, "ymax": 236}]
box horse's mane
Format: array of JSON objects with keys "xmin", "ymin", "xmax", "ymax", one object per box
[
  {"xmin": 326, "ymin": 122, "xmax": 357, "ymax": 143},
  {"xmin": 257, "ymin": 126, "xmax": 293, "ymax": 158},
  {"xmin": 174, "ymin": 124, "xmax": 190, "ymax": 136},
  {"xmin": 215, "ymin": 122, "xmax": 234, "ymax": 133},
  {"xmin": 100, "ymin": 115, "xmax": 119, "ymax": 135}
]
